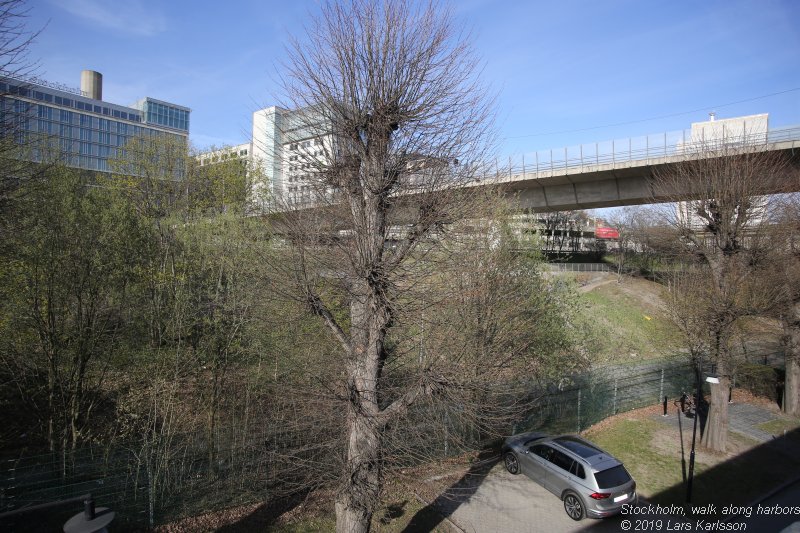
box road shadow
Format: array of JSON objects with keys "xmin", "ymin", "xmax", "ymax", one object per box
[
  {"xmin": 402, "ymin": 446, "xmax": 501, "ymax": 533},
  {"xmin": 579, "ymin": 426, "xmax": 800, "ymax": 532}
]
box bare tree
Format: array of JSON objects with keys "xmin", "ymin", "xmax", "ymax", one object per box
[
  {"xmin": 766, "ymin": 197, "xmax": 800, "ymax": 416},
  {"xmin": 653, "ymin": 141, "xmax": 795, "ymax": 452},
  {"xmin": 605, "ymin": 209, "xmax": 635, "ymax": 282},
  {"xmin": 267, "ymin": 1, "xmax": 500, "ymax": 530},
  {"xmin": 0, "ymin": 0, "xmax": 43, "ymax": 215}
]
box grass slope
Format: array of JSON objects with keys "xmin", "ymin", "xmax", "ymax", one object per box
[{"xmin": 576, "ymin": 274, "xmax": 682, "ymax": 363}]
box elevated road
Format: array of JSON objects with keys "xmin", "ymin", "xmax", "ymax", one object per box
[
  {"xmin": 483, "ymin": 125, "xmax": 800, "ymax": 212},
  {"xmin": 271, "ymin": 124, "xmax": 800, "ymax": 216}
]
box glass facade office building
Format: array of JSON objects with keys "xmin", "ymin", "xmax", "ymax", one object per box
[{"xmin": 0, "ymin": 71, "xmax": 190, "ymax": 173}]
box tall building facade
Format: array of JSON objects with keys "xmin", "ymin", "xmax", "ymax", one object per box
[
  {"xmin": 251, "ymin": 105, "xmax": 332, "ymax": 205},
  {"xmin": 0, "ymin": 70, "xmax": 190, "ymax": 174}
]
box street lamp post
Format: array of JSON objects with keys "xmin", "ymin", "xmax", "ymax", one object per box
[
  {"xmin": 686, "ymin": 356, "xmax": 718, "ymax": 504},
  {"xmin": 686, "ymin": 359, "xmax": 701, "ymax": 503}
]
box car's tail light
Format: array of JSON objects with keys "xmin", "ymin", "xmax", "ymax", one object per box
[{"xmin": 590, "ymin": 492, "xmax": 611, "ymax": 500}]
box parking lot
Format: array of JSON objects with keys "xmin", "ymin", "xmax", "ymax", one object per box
[
  {"xmin": 417, "ymin": 400, "xmax": 800, "ymax": 533},
  {"xmin": 424, "ymin": 461, "xmax": 633, "ymax": 533}
]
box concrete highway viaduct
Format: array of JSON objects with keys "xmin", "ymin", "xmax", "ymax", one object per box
[
  {"xmin": 269, "ymin": 122, "xmax": 800, "ymax": 220},
  {"xmin": 484, "ymin": 124, "xmax": 800, "ymax": 212}
]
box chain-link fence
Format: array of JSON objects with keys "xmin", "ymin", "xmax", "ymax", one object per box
[
  {"xmin": 545, "ymin": 263, "xmax": 611, "ymax": 272},
  {"xmin": 0, "ymin": 351, "xmax": 785, "ymax": 530}
]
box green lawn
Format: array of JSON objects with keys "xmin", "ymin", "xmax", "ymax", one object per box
[
  {"xmin": 757, "ymin": 415, "xmax": 800, "ymax": 435},
  {"xmin": 584, "ymin": 418, "xmax": 688, "ymax": 503}
]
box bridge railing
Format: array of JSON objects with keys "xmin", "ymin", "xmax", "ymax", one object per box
[{"xmin": 498, "ymin": 124, "xmax": 800, "ymax": 179}]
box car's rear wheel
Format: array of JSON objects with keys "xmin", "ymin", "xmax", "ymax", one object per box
[
  {"xmin": 563, "ymin": 492, "xmax": 585, "ymax": 521},
  {"xmin": 504, "ymin": 452, "xmax": 520, "ymax": 475}
]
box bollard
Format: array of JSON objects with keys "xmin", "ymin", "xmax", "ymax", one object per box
[
  {"xmin": 63, "ymin": 495, "xmax": 114, "ymax": 533},
  {"xmin": 662, "ymin": 396, "xmax": 668, "ymax": 416},
  {"xmin": 84, "ymin": 497, "xmax": 95, "ymax": 520}
]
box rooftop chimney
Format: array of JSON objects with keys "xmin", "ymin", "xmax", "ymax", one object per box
[
  {"xmin": 708, "ymin": 111, "xmax": 716, "ymax": 122},
  {"xmin": 80, "ymin": 70, "xmax": 102, "ymax": 100}
]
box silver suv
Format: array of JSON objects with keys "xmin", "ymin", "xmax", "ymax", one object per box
[{"xmin": 502, "ymin": 432, "xmax": 637, "ymax": 520}]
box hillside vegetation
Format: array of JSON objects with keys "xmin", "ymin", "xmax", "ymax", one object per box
[{"xmin": 571, "ymin": 273, "xmax": 683, "ymax": 363}]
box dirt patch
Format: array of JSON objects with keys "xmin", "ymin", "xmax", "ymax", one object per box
[
  {"xmin": 153, "ymin": 490, "xmax": 336, "ymax": 532},
  {"xmin": 615, "ymin": 275, "xmax": 669, "ymax": 311},
  {"xmin": 730, "ymin": 387, "xmax": 783, "ymax": 411},
  {"xmin": 577, "ymin": 272, "xmax": 617, "ymax": 292},
  {"xmin": 582, "ymin": 401, "xmax": 665, "ymax": 434},
  {"xmin": 649, "ymin": 423, "xmax": 757, "ymax": 467},
  {"xmin": 583, "ymin": 389, "xmax": 778, "ymax": 460},
  {"xmin": 153, "ymin": 501, "xmax": 268, "ymax": 532}
]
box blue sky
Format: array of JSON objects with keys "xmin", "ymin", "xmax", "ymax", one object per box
[{"xmin": 25, "ymin": 0, "xmax": 800, "ymax": 160}]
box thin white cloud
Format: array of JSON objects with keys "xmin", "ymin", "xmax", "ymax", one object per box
[{"xmin": 51, "ymin": 0, "xmax": 166, "ymax": 37}]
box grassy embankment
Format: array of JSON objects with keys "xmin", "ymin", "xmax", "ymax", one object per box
[{"xmin": 572, "ymin": 273, "xmax": 683, "ymax": 363}]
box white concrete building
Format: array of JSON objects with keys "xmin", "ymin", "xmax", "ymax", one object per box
[
  {"xmin": 688, "ymin": 112, "xmax": 768, "ymax": 147},
  {"xmin": 251, "ymin": 106, "xmax": 332, "ymax": 207},
  {"xmin": 676, "ymin": 113, "xmax": 769, "ymax": 230}
]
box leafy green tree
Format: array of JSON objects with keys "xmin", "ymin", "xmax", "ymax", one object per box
[{"xmin": 0, "ymin": 165, "xmax": 150, "ymax": 453}]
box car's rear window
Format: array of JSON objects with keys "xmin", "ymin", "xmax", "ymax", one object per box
[{"xmin": 594, "ymin": 465, "xmax": 632, "ymax": 489}]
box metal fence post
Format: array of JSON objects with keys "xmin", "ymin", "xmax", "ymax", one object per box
[
  {"xmin": 660, "ymin": 368, "xmax": 664, "ymax": 404},
  {"xmin": 577, "ymin": 389, "xmax": 582, "ymax": 432},
  {"xmin": 443, "ymin": 412, "xmax": 449, "ymax": 456},
  {"xmin": 613, "ymin": 379, "xmax": 618, "ymax": 415},
  {"xmin": 147, "ymin": 459, "xmax": 155, "ymax": 529}
]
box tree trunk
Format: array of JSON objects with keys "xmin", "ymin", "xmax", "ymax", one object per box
[
  {"xmin": 335, "ymin": 274, "xmax": 387, "ymax": 533},
  {"xmin": 335, "ymin": 411, "xmax": 381, "ymax": 533},
  {"xmin": 701, "ymin": 375, "xmax": 730, "ymax": 452},
  {"xmin": 783, "ymin": 302, "xmax": 800, "ymax": 416}
]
